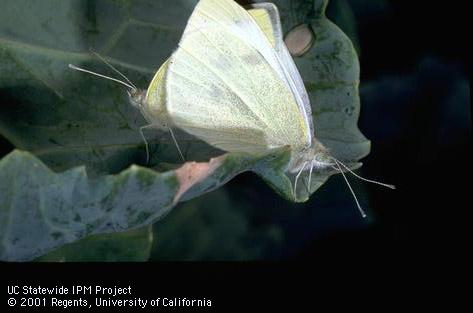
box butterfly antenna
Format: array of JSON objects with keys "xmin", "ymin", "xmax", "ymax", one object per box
[
  {"xmin": 68, "ymin": 64, "xmax": 136, "ymax": 90},
  {"xmin": 89, "ymin": 49, "xmax": 138, "ymax": 91},
  {"xmin": 168, "ymin": 128, "xmax": 185, "ymax": 162},
  {"xmin": 139, "ymin": 125, "xmax": 151, "ymax": 165},
  {"xmin": 332, "ymin": 160, "xmax": 367, "ymax": 218},
  {"xmin": 331, "ymin": 156, "xmax": 396, "ymax": 189},
  {"xmin": 293, "ymin": 161, "xmax": 308, "ymax": 200}
]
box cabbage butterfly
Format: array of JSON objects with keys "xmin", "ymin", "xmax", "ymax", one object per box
[{"xmin": 70, "ymin": 0, "xmax": 394, "ymax": 217}]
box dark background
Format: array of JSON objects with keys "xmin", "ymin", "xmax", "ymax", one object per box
[{"xmin": 293, "ymin": 0, "xmax": 470, "ymax": 259}]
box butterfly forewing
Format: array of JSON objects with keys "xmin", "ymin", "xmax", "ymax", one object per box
[{"xmin": 165, "ymin": 0, "xmax": 311, "ymax": 154}]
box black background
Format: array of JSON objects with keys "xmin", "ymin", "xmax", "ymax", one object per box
[{"xmin": 294, "ymin": 0, "xmax": 470, "ymax": 260}]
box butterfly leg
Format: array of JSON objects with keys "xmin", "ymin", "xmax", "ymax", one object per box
[
  {"xmin": 139, "ymin": 125, "xmax": 155, "ymax": 165},
  {"xmin": 307, "ymin": 160, "xmax": 315, "ymax": 194},
  {"xmin": 168, "ymin": 127, "xmax": 186, "ymax": 162},
  {"xmin": 293, "ymin": 161, "xmax": 308, "ymax": 200}
]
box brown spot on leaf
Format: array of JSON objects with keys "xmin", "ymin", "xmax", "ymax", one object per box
[{"xmin": 173, "ymin": 155, "xmax": 224, "ymax": 203}]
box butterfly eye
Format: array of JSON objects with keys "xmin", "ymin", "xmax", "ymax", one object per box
[{"xmin": 313, "ymin": 152, "xmax": 333, "ymax": 166}]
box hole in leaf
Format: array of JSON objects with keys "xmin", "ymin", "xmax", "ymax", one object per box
[{"xmin": 284, "ymin": 24, "xmax": 315, "ymax": 57}]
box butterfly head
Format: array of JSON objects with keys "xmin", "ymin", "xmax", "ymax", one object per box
[
  {"xmin": 288, "ymin": 139, "xmax": 335, "ymax": 202},
  {"xmin": 289, "ymin": 139, "xmax": 333, "ymax": 174},
  {"xmin": 289, "ymin": 137, "xmax": 395, "ymax": 216},
  {"xmin": 127, "ymin": 88, "xmax": 147, "ymax": 109},
  {"xmin": 127, "ymin": 88, "xmax": 160, "ymax": 125}
]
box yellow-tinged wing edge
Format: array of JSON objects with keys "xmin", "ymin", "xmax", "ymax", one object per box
[{"xmin": 144, "ymin": 6, "xmax": 280, "ymax": 124}]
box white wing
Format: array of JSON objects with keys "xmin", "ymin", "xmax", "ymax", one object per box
[
  {"xmin": 165, "ymin": 0, "xmax": 311, "ymax": 154},
  {"xmin": 247, "ymin": 2, "xmax": 314, "ymax": 135}
]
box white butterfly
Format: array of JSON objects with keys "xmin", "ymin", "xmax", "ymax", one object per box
[{"xmin": 70, "ymin": 0, "xmax": 394, "ymax": 217}]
